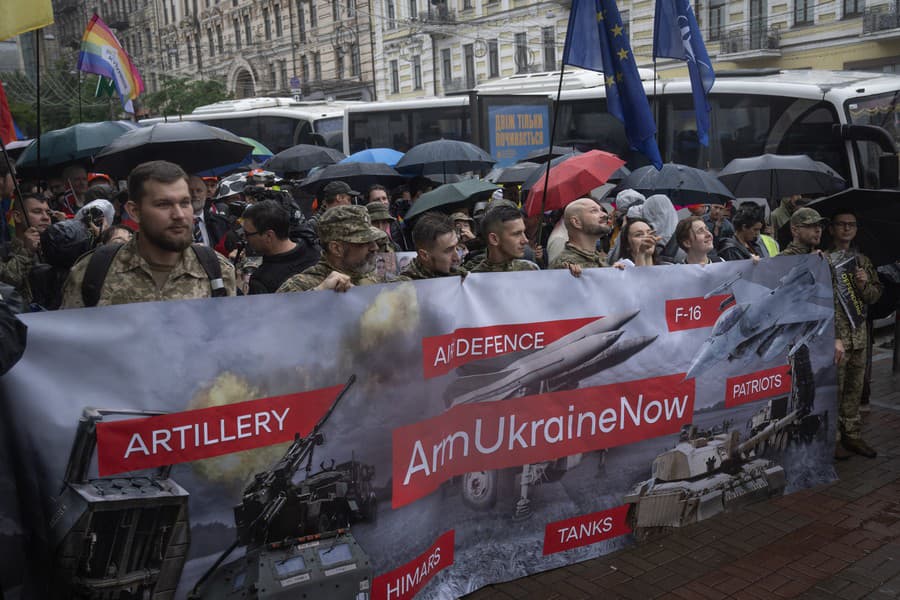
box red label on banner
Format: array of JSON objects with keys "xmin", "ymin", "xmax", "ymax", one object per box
[
  {"xmin": 372, "ymin": 531, "xmax": 454, "ymax": 600},
  {"xmin": 725, "ymin": 365, "xmax": 792, "ymax": 408},
  {"xmin": 392, "ymin": 374, "xmax": 694, "ymax": 508},
  {"xmin": 542, "ymin": 505, "xmax": 632, "ymax": 555},
  {"xmin": 95, "ymin": 385, "xmax": 342, "ymax": 476},
  {"xmin": 421, "ymin": 317, "xmax": 599, "ymax": 379},
  {"xmin": 665, "ymin": 295, "xmax": 729, "ymax": 332}
]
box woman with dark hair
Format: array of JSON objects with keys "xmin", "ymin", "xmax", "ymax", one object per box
[
  {"xmin": 617, "ymin": 217, "xmax": 660, "ymax": 267},
  {"xmin": 718, "ymin": 206, "xmax": 765, "ymax": 261}
]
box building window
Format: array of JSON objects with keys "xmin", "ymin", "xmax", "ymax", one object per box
[
  {"xmin": 309, "ymin": 0, "xmax": 317, "ymax": 27},
  {"xmin": 216, "ymin": 24, "xmax": 223, "ymax": 53},
  {"xmin": 794, "ymin": 0, "xmax": 813, "ymax": 24},
  {"xmin": 390, "ymin": 59, "xmax": 399, "ymax": 93},
  {"xmin": 464, "ymin": 43, "xmax": 475, "ymax": 88},
  {"xmin": 542, "ymin": 26, "xmax": 555, "ymax": 71},
  {"xmin": 620, "ymin": 9, "xmax": 630, "ymax": 37},
  {"xmin": 244, "ymin": 15, "xmax": 252, "ymax": 44},
  {"xmin": 187, "ymin": 39, "xmax": 193, "ymax": 63},
  {"xmin": 350, "ymin": 44, "xmax": 359, "ymax": 76},
  {"xmin": 270, "ymin": 63, "xmax": 278, "ymax": 88},
  {"xmin": 162, "ymin": 1, "xmax": 168, "ymax": 23},
  {"xmin": 843, "ymin": 0, "xmax": 863, "ymax": 16},
  {"xmin": 280, "ymin": 60, "xmax": 288, "ymax": 89},
  {"xmin": 297, "ymin": 1, "xmax": 306, "ymax": 41},
  {"xmin": 234, "ymin": 18, "xmax": 241, "ymax": 49},
  {"xmin": 413, "ymin": 55, "xmax": 422, "ymax": 89},
  {"xmin": 264, "ymin": 7, "xmax": 272, "ymax": 39},
  {"xmin": 336, "ymin": 49, "xmax": 344, "ymax": 78},
  {"xmin": 386, "ymin": 0, "xmax": 395, "ymax": 26},
  {"xmin": 708, "ymin": 0, "xmax": 725, "ymax": 40},
  {"xmin": 441, "ymin": 47, "xmax": 452, "ymax": 84},
  {"xmin": 313, "ymin": 51, "xmax": 321, "ymax": 80},
  {"xmin": 301, "ymin": 54, "xmax": 309, "ymax": 81},
  {"xmin": 463, "ymin": 0, "xmax": 472, "ymax": 8},
  {"xmin": 275, "ymin": 5, "xmax": 283, "ymax": 36},
  {"xmin": 488, "ymin": 39, "xmax": 499, "ymax": 78},
  {"xmin": 208, "ymin": 28, "xmax": 214, "ymax": 56},
  {"xmin": 347, "ymin": 0, "xmax": 355, "ymax": 17},
  {"xmin": 409, "ymin": 0, "xmax": 417, "ymax": 19},
  {"xmin": 333, "ymin": 0, "xmax": 340, "ymax": 19},
  {"xmin": 515, "ymin": 32, "xmax": 528, "ymax": 73}
]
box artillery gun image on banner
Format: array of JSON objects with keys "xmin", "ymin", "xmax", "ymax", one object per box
[
  {"xmin": 49, "ymin": 407, "xmax": 190, "ymax": 600},
  {"xmin": 190, "ymin": 375, "xmax": 377, "ymax": 600},
  {"xmin": 624, "ymin": 416, "xmax": 795, "ymax": 541},
  {"xmin": 443, "ymin": 311, "xmax": 655, "ymax": 519}
]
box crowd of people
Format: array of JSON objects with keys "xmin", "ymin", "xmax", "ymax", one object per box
[{"xmin": 0, "ymin": 154, "xmax": 891, "ymax": 462}]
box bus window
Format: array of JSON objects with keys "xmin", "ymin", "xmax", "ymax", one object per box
[
  {"xmin": 847, "ymin": 91, "xmax": 900, "ymax": 188},
  {"xmin": 258, "ymin": 116, "xmax": 301, "ymax": 153},
  {"xmin": 773, "ymin": 102, "xmax": 847, "ymax": 181},
  {"xmin": 554, "ymin": 98, "xmax": 636, "ymax": 165},
  {"xmin": 203, "ymin": 117, "xmax": 260, "ymax": 141},
  {"xmin": 348, "ymin": 112, "xmax": 405, "ymax": 152},
  {"xmin": 410, "ymin": 106, "xmax": 470, "ymax": 145},
  {"xmin": 312, "ymin": 117, "xmax": 344, "ymax": 150},
  {"xmin": 659, "ymin": 93, "xmax": 703, "ymax": 167}
]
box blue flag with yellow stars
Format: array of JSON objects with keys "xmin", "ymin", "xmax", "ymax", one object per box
[
  {"xmin": 654, "ymin": 0, "xmax": 715, "ymax": 146},
  {"xmin": 562, "ymin": 0, "xmax": 663, "ymax": 169}
]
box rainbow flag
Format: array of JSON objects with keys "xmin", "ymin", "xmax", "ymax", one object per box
[{"xmin": 77, "ymin": 14, "xmax": 144, "ymax": 113}]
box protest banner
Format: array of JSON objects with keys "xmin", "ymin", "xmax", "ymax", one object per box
[{"xmin": 0, "ymin": 255, "xmax": 838, "ymax": 599}]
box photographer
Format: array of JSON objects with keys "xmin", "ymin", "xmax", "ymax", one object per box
[{"xmin": 242, "ymin": 200, "xmax": 320, "ymax": 294}]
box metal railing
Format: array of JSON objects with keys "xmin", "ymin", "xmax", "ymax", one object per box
[
  {"xmin": 720, "ymin": 25, "xmax": 781, "ymax": 53},
  {"xmin": 863, "ymin": 6, "xmax": 900, "ymax": 34}
]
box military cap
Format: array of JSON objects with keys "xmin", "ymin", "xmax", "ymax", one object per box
[
  {"xmin": 366, "ymin": 201, "xmax": 395, "ymax": 223},
  {"xmin": 319, "ymin": 205, "xmax": 384, "ymax": 244},
  {"xmin": 322, "ymin": 180, "xmax": 359, "ymax": 198},
  {"xmin": 449, "ymin": 211, "xmax": 474, "ymax": 223},
  {"xmin": 790, "ymin": 207, "xmax": 828, "ymax": 227}
]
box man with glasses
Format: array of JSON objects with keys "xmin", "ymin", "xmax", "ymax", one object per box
[
  {"xmin": 549, "ymin": 198, "xmax": 611, "ymax": 275},
  {"xmin": 242, "ymin": 200, "xmax": 319, "ymax": 294},
  {"xmin": 827, "ymin": 211, "xmax": 882, "ymax": 459},
  {"xmin": 277, "ymin": 205, "xmax": 385, "ymax": 293}
]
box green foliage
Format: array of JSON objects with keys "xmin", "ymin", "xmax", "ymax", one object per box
[{"xmin": 142, "ymin": 76, "xmax": 232, "ymax": 116}]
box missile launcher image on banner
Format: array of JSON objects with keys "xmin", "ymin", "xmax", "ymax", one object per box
[
  {"xmin": 624, "ymin": 418, "xmax": 795, "ymax": 541},
  {"xmin": 443, "ymin": 311, "xmax": 656, "ymax": 519},
  {"xmin": 190, "ymin": 375, "xmax": 377, "ymax": 600},
  {"xmin": 49, "ymin": 407, "xmax": 190, "ymax": 600}
]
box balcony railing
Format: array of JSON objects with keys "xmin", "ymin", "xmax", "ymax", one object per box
[
  {"xmin": 720, "ymin": 25, "xmax": 781, "ymax": 54},
  {"xmin": 863, "ymin": 6, "xmax": 900, "ymax": 34}
]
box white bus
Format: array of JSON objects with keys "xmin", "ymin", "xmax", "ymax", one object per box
[
  {"xmin": 344, "ymin": 68, "xmax": 900, "ymax": 189},
  {"xmin": 140, "ymin": 97, "xmax": 354, "ymax": 153}
]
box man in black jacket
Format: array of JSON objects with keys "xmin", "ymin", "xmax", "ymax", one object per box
[{"xmin": 242, "ymin": 200, "xmax": 319, "ymax": 294}]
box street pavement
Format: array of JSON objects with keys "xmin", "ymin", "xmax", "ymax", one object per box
[{"xmin": 466, "ymin": 340, "xmax": 900, "ymax": 600}]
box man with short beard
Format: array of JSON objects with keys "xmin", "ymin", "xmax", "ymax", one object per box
[
  {"xmin": 277, "ymin": 205, "xmax": 384, "ymax": 293},
  {"xmin": 469, "ymin": 205, "xmax": 539, "ymax": 273},
  {"xmin": 400, "ymin": 212, "xmax": 464, "ymax": 280},
  {"xmin": 60, "ymin": 161, "xmax": 236, "ymax": 308},
  {"xmin": 549, "ymin": 198, "xmax": 610, "ymax": 274}
]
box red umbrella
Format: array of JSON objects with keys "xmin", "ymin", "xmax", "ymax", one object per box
[{"xmin": 524, "ymin": 150, "xmax": 625, "ymax": 216}]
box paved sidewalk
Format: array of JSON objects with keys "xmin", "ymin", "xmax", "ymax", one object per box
[{"xmin": 468, "ymin": 350, "xmax": 900, "ymax": 600}]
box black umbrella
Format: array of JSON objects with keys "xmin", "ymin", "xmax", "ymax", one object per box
[
  {"xmin": 299, "ymin": 162, "xmax": 406, "ymax": 195},
  {"xmin": 619, "ymin": 163, "xmax": 735, "ymax": 205},
  {"xmin": 517, "ymin": 146, "xmax": 579, "ymax": 164},
  {"xmin": 718, "ymin": 154, "xmax": 846, "ymax": 205},
  {"xmin": 404, "ymin": 179, "xmax": 498, "ymax": 220},
  {"xmin": 395, "ymin": 139, "xmax": 495, "ymax": 176},
  {"xmin": 808, "ymin": 188, "xmax": 900, "ymax": 266},
  {"xmin": 265, "ymin": 144, "xmax": 346, "ymax": 176},
  {"xmin": 92, "ymin": 122, "xmax": 254, "ymax": 178},
  {"xmin": 487, "ymin": 161, "xmax": 541, "ymax": 184}
]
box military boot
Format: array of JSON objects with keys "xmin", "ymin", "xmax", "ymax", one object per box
[{"xmin": 842, "ymin": 437, "xmax": 877, "ymax": 458}]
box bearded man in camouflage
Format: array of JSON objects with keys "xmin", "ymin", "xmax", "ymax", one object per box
[{"xmin": 549, "ymin": 197, "xmax": 611, "ymax": 276}]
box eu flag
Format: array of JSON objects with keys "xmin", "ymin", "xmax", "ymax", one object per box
[
  {"xmin": 562, "ymin": 0, "xmax": 663, "ymax": 169},
  {"xmin": 653, "ymin": 0, "xmax": 715, "ymax": 146}
]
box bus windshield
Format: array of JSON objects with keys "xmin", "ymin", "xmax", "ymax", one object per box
[{"xmin": 846, "ymin": 91, "xmax": 900, "ymax": 188}]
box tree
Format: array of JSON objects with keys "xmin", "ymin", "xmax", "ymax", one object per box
[{"xmin": 141, "ymin": 76, "xmax": 232, "ymax": 117}]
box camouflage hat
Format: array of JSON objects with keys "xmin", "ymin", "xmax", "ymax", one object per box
[
  {"xmin": 790, "ymin": 207, "xmax": 828, "ymax": 227},
  {"xmin": 319, "ymin": 205, "xmax": 384, "ymax": 244},
  {"xmin": 366, "ymin": 201, "xmax": 395, "ymax": 223},
  {"xmin": 449, "ymin": 211, "xmax": 474, "ymax": 223}
]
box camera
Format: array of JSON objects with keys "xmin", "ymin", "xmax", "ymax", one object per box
[{"xmin": 82, "ymin": 206, "xmax": 105, "ymax": 228}]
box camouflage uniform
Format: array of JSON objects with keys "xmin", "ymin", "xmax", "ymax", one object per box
[
  {"xmin": 276, "ymin": 205, "xmax": 384, "ymax": 293},
  {"xmin": 548, "ymin": 242, "xmax": 607, "ymax": 270},
  {"xmin": 366, "ymin": 203, "xmax": 400, "ymax": 252},
  {"xmin": 0, "ymin": 238, "xmax": 36, "ymax": 304},
  {"xmin": 60, "ymin": 235, "xmax": 237, "ymax": 309},
  {"xmin": 779, "ymin": 241, "xmax": 813, "ymax": 256},
  {"xmin": 827, "ymin": 248, "xmax": 882, "ymax": 441},
  {"xmin": 469, "ymin": 258, "xmax": 539, "ymax": 273},
  {"xmin": 769, "ymin": 198, "xmax": 798, "ymax": 235},
  {"xmin": 400, "ymin": 257, "xmax": 467, "ymax": 280}
]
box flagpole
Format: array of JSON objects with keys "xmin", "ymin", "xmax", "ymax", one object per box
[
  {"xmin": 34, "ymin": 30, "xmax": 42, "ymax": 183},
  {"xmin": 0, "ymin": 140, "xmax": 29, "ymax": 231},
  {"xmin": 538, "ymin": 64, "xmax": 567, "ymax": 217},
  {"xmin": 77, "ymin": 71, "xmax": 83, "ymax": 122}
]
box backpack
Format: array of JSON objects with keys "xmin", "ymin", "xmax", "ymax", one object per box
[{"xmin": 81, "ymin": 243, "xmax": 228, "ymax": 307}]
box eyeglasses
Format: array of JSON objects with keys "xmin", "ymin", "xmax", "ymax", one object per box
[
  {"xmin": 833, "ymin": 221, "xmax": 858, "ymax": 229},
  {"xmin": 243, "ymin": 228, "xmax": 263, "ymax": 237}
]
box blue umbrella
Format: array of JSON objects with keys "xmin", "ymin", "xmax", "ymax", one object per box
[{"xmin": 341, "ymin": 148, "xmax": 404, "ymax": 167}]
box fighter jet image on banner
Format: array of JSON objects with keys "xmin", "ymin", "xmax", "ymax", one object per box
[
  {"xmin": 443, "ymin": 310, "xmax": 657, "ymax": 407},
  {"xmin": 687, "ymin": 264, "xmax": 834, "ymax": 380}
]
